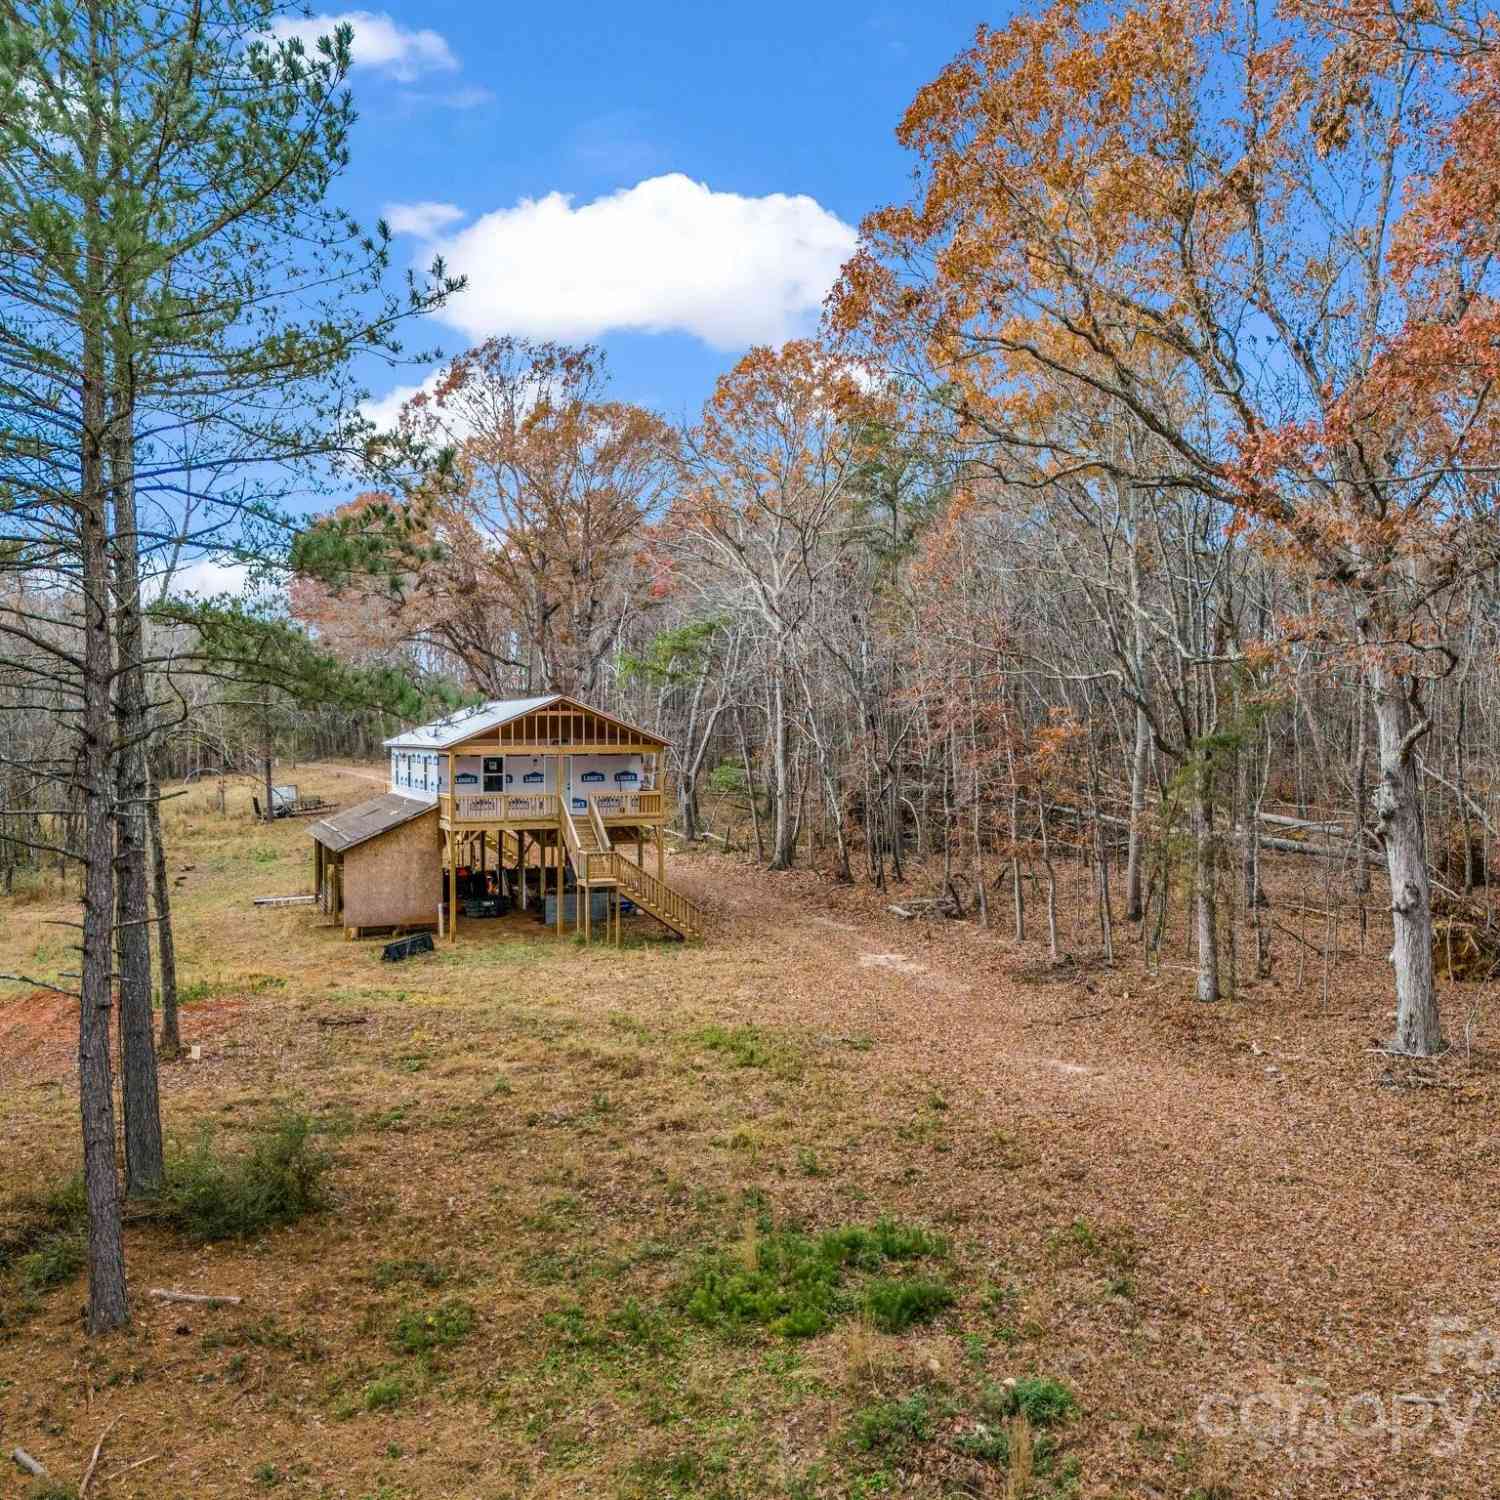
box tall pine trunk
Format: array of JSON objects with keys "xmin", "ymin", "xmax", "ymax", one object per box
[
  {"xmin": 79, "ymin": 36, "xmax": 129, "ymax": 1326},
  {"xmin": 111, "ymin": 355, "xmax": 164, "ymax": 1195},
  {"xmin": 147, "ymin": 757, "xmax": 181, "ymax": 1058}
]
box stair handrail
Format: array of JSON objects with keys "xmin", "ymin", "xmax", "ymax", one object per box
[
  {"xmin": 561, "ymin": 799, "xmax": 613, "ymax": 885},
  {"xmin": 610, "ymin": 844, "xmax": 704, "ymax": 936},
  {"xmin": 587, "ymin": 798, "xmax": 612, "ymax": 855}
]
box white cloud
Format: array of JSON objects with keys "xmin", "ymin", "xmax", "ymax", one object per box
[
  {"xmin": 361, "ymin": 372, "xmax": 441, "ymax": 432},
  {"xmin": 160, "ymin": 557, "xmax": 253, "ymax": 599},
  {"xmin": 384, "ymin": 200, "xmax": 465, "ymax": 237},
  {"xmin": 271, "ymin": 11, "xmax": 458, "ymax": 82},
  {"xmin": 418, "ymin": 173, "xmax": 858, "ymax": 350}
]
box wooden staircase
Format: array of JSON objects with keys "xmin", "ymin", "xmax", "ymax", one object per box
[
  {"xmin": 606, "ymin": 845, "xmax": 705, "ymax": 940},
  {"xmin": 571, "ymin": 812, "xmax": 611, "ymax": 867},
  {"xmin": 585, "ymin": 803, "xmax": 704, "ymax": 940}
]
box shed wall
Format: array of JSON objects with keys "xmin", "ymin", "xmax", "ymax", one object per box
[{"xmin": 342, "ymin": 809, "xmax": 441, "ymax": 928}]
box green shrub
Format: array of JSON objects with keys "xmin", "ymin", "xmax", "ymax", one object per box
[
  {"xmin": 0, "ymin": 1174, "xmax": 87, "ymax": 1273},
  {"xmin": 708, "ymin": 762, "xmax": 749, "ymax": 797},
  {"xmin": 954, "ymin": 1423, "xmax": 1010, "ymax": 1463},
  {"xmin": 678, "ymin": 1218, "xmax": 948, "ymax": 1340},
  {"xmin": 362, "ymin": 1374, "xmax": 405, "ymax": 1411},
  {"xmin": 861, "ymin": 1275, "xmax": 955, "ymax": 1333},
  {"xmin": 18, "ymin": 1232, "xmax": 84, "ymax": 1292},
  {"xmin": 999, "ymin": 1376, "xmax": 1077, "ymax": 1427},
  {"xmin": 848, "ymin": 1392, "xmax": 934, "ymax": 1454},
  {"xmin": 694, "ymin": 1023, "xmax": 798, "ymax": 1075},
  {"xmin": 164, "ymin": 1111, "xmax": 336, "ymax": 1241},
  {"xmin": 391, "ymin": 1299, "xmax": 475, "ymax": 1354}
]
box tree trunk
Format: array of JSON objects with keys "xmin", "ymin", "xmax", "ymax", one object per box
[
  {"xmin": 736, "ymin": 707, "xmax": 764, "ymax": 864},
  {"xmin": 111, "ymin": 367, "xmax": 163, "ymax": 1196},
  {"xmin": 79, "ymin": 71, "xmax": 130, "ymax": 1327},
  {"xmin": 1123, "ymin": 489, "xmax": 1151, "ymax": 921},
  {"xmin": 1037, "ymin": 792, "xmax": 1059, "ymax": 960},
  {"xmin": 1194, "ymin": 770, "xmax": 1221, "ymax": 1003},
  {"xmin": 768, "ymin": 664, "xmax": 795, "ymax": 869},
  {"xmin": 1369, "ymin": 661, "xmax": 1442, "ymax": 1056},
  {"xmin": 262, "ymin": 699, "xmax": 275, "ymax": 823},
  {"xmin": 147, "ymin": 759, "xmax": 181, "ymax": 1058},
  {"xmin": 678, "ymin": 770, "xmax": 700, "ymax": 841}
]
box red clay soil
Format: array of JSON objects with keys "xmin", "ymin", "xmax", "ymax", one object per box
[
  {"xmin": 672, "ymin": 852, "xmax": 1500, "ymax": 1499},
  {"xmin": 0, "ymin": 990, "xmax": 246, "ymax": 1090},
  {"xmin": 0, "ymin": 989, "xmax": 79, "ymax": 1077}
]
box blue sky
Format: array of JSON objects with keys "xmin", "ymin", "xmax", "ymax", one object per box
[{"xmin": 301, "ymin": 1, "xmax": 997, "ymax": 426}]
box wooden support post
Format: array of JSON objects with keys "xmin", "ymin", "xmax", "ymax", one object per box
[
  {"xmin": 447, "ymin": 827, "xmax": 457, "ymax": 943},
  {"xmin": 656, "ymin": 825, "xmax": 664, "ymax": 883},
  {"xmin": 554, "ymin": 837, "xmax": 563, "ymax": 937}
]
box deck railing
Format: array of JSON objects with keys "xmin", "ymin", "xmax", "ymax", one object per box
[
  {"xmin": 442, "ymin": 791, "xmax": 558, "ymax": 823},
  {"xmin": 589, "ymin": 789, "xmax": 664, "ymax": 819},
  {"xmin": 442, "ymin": 789, "xmax": 661, "ymax": 824}
]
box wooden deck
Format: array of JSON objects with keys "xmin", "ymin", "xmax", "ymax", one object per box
[
  {"xmin": 438, "ymin": 794, "xmax": 702, "ymax": 944},
  {"xmin": 438, "ymin": 790, "xmax": 666, "ymax": 830}
]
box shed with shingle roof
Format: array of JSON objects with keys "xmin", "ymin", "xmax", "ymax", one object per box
[{"xmin": 310, "ymin": 793, "xmax": 441, "ymax": 935}]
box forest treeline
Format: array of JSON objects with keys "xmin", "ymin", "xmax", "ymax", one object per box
[
  {"xmin": 291, "ymin": 2, "xmax": 1500, "ymax": 1061},
  {"xmin": 3, "ymin": 0, "xmax": 1499, "ymax": 1331}
]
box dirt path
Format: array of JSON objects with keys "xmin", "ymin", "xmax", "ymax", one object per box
[
  {"xmin": 673, "ymin": 853, "xmax": 1500, "ymax": 1495},
  {"xmin": 302, "ymin": 760, "xmax": 387, "ymax": 786}
]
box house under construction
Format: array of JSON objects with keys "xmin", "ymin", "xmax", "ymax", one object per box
[{"xmin": 308, "ymin": 694, "xmax": 703, "ymax": 942}]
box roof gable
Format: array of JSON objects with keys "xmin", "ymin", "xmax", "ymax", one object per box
[
  {"xmin": 384, "ymin": 695, "xmax": 561, "ymax": 750},
  {"xmin": 384, "ymin": 694, "xmax": 667, "ymax": 751}
]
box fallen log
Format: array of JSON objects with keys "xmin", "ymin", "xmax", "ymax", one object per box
[
  {"xmin": 315, "ymin": 1014, "xmax": 369, "ymax": 1028},
  {"xmin": 1045, "ymin": 804, "xmax": 1382, "ymax": 866},
  {"xmin": 11, "ymin": 1449, "xmax": 47, "ymax": 1478},
  {"xmin": 148, "ymin": 1288, "xmax": 242, "ymax": 1307},
  {"xmin": 1256, "ymin": 812, "xmax": 1346, "ymax": 833},
  {"xmin": 1250, "ymin": 833, "xmax": 1383, "ymax": 868},
  {"xmin": 888, "ymin": 899, "xmax": 936, "ymax": 919}
]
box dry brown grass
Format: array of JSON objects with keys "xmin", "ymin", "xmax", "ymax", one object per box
[{"xmin": 0, "ymin": 762, "xmax": 1496, "ymax": 1498}]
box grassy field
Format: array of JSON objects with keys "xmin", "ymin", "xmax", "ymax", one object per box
[{"xmin": 1, "ymin": 763, "xmax": 1495, "ymax": 1499}]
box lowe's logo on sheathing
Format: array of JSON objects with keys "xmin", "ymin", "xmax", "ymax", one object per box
[
  {"xmin": 572, "ymin": 798, "xmax": 587, "ymax": 811},
  {"xmin": 455, "ymin": 772, "xmax": 479, "ymax": 786},
  {"xmin": 580, "ymin": 771, "xmax": 606, "ymax": 783},
  {"xmin": 523, "ymin": 772, "xmax": 544, "ymax": 784},
  {"xmin": 614, "ymin": 771, "xmax": 639, "ymax": 784}
]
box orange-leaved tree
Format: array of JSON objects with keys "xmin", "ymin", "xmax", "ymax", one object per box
[
  {"xmin": 667, "ymin": 341, "xmax": 889, "ymax": 869},
  {"xmin": 389, "ymin": 339, "xmax": 675, "ymax": 698},
  {"xmin": 831, "ymin": 0, "xmax": 1500, "ymax": 1055}
]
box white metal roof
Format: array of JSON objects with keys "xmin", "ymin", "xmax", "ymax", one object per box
[{"xmin": 383, "ymin": 695, "xmax": 561, "ymax": 751}]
